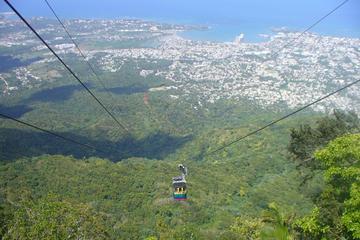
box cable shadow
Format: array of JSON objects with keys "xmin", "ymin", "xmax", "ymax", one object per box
[
  {"xmin": 0, "ymin": 104, "xmax": 33, "ymax": 118},
  {"xmin": 0, "ymin": 55, "xmax": 42, "ymax": 72},
  {"xmin": 25, "ymin": 84, "xmax": 84, "ymax": 103},
  {"xmin": 0, "ymin": 128, "xmax": 192, "ymax": 162}
]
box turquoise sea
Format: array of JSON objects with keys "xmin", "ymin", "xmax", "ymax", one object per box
[
  {"xmin": 177, "ymin": 23, "xmax": 360, "ymax": 43},
  {"xmin": 1, "ymin": 0, "xmax": 359, "ymax": 43},
  {"xmin": 178, "ymin": 24, "xmax": 274, "ymax": 43}
]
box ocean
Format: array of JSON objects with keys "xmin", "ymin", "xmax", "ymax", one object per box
[
  {"xmin": 1, "ymin": 0, "xmax": 359, "ymax": 43},
  {"xmin": 177, "ymin": 23, "xmax": 360, "ymax": 43}
]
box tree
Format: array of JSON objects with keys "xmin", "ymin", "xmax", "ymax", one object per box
[
  {"xmin": 230, "ymin": 216, "xmax": 264, "ymax": 240},
  {"xmin": 261, "ymin": 202, "xmax": 295, "ymax": 240},
  {"xmin": 342, "ymin": 183, "xmax": 360, "ymax": 239},
  {"xmin": 295, "ymin": 134, "xmax": 360, "ymax": 239},
  {"xmin": 288, "ymin": 110, "xmax": 359, "ymax": 169},
  {"xmin": 293, "ymin": 207, "xmax": 329, "ymax": 239},
  {"xmin": 3, "ymin": 194, "xmax": 111, "ymax": 240}
]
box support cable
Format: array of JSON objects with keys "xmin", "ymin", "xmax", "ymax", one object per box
[
  {"xmin": 0, "ymin": 112, "xmax": 106, "ymax": 154},
  {"xmin": 3, "ymin": 0, "xmax": 130, "ymax": 133},
  {"xmin": 43, "ymin": 0, "xmax": 130, "ymax": 132},
  {"xmin": 206, "ymin": 78, "xmax": 360, "ymax": 156},
  {"xmin": 205, "ymin": 0, "xmax": 351, "ymax": 156}
]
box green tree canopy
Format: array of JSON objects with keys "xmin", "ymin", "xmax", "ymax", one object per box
[
  {"xmin": 288, "ymin": 110, "xmax": 359, "ymax": 168},
  {"xmin": 296, "ymin": 134, "xmax": 360, "ymax": 239},
  {"xmin": 3, "ymin": 194, "xmax": 111, "ymax": 240}
]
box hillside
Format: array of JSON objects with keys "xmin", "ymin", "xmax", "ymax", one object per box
[
  {"xmin": 1, "ymin": 15, "xmax": 360, "ymax": 239},
  {"xmin": 1, "ymin": 111, "xmax": 359, "ymax": 239}
]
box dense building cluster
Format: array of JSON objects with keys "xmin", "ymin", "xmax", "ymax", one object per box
[{"xmin": 1, "ymin": 16, "xmax": 359, "ymax": 112}]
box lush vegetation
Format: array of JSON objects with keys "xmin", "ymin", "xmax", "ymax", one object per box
[
  {"xmin": 295, "ymin": 133, "xmax": 360, "ymax": 239},
  {"xmin": 1, "ymin": 49, "xmax": 359, "ymax": 239},
  {"xmin": 1, "ymin": 109, "xmax": 359, "ymax": 239}
]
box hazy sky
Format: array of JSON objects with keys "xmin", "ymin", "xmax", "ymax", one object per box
[{"xmin": 1, "ymin": 0, "xmax": 359, "ymax": 36}]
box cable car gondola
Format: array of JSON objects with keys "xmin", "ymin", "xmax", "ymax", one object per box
[{"xmin": 172, "ymin": 164, "xmax": 188, "ymax": 201}]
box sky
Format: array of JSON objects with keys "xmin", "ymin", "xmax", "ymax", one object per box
[{"xmin": 0, "ymin": 0, "xmax": 359, "ymax": 40}]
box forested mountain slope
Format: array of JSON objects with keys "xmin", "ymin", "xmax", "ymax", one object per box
[
  {"xmin": 1, "ymin": 16, "xmax": 360, "ymax": 239},
  {"xmin": 1, "ymin": 112, "xmax": 359, "ymax": 239}
]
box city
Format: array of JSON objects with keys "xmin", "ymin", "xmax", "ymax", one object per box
[{"xmin": 1, "ymin": 16, "xmax": 359, "ymax": 113}]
